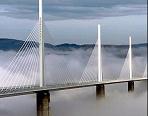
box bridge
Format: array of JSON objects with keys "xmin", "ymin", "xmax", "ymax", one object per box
[{"xmin": 0, "ymin": 0, "xmax": 147, "ymax": 116}]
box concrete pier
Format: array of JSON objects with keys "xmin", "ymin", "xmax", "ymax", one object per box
[
  {"xmin": 96, "ymin": 84, "xmax": 105, "ymax": 97},
  {"xmin": 128, "ymin": 81, "xmax": 134, "ymax": 92},
  {"xmin": 37, "ymin": 91, "xmax": 50, "ymax": 116}
]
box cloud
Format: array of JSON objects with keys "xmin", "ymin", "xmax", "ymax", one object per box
[
  {"xmin": 43, "ymin": 4, "xmax": 146, "ymax": 20},
  {"xmin": 0, "ymin": 0, "xmax": 146, "ymax": 6},
  {"xmin": 0, "ymin": 45, "xmax": 146, "ymax": 86},
  {"xmin": 0, "ymin": 0, "xmax": 146, "ymax": 20},
  {"xmin": 0, "ymin": 45, "xmax": 147, "ymax": 116}
]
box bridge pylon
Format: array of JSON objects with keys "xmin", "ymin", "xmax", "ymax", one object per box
[
  {"xmin": 128, "ymin": 36, "xmax": 134, "ymax": 92},
  {"xmin": 129, "ymin": 36, "xmax": 133, "ymax": 80},
  {"xmin": 37, "ymin": 1, "xmax": 51, "ymax": 116},
  {"xmin": 39, "ymin": 0, "xmax": 44, "ymax": 87},
  {"xmin": 97, "ymin": 24, "xmax": 103, "ymax": 82},
  {"xmin": 96, "ymin": 24, "xmax": 105, "ymax": 97}
]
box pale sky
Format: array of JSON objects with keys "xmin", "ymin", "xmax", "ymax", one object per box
[{"xmin": 0, "ymin": 0, "xmax": 147, "ymax": 44}]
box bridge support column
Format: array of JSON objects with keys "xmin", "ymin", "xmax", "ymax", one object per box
[
  {"xmin": 96, "ymin": 84, "xmax": 105, "ymax": 97},
  {"xmin": 128, "ymin": 81, "xmax": 134, "ymax": 92},
  {"xmin": 37, "ymin": 91, "xmax": 51, "ymax": 116}
]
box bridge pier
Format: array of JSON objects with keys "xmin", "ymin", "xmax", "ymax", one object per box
[
  {"xmin": 128, "ymin": 81, "xmax": 134, "ymax": 92},
  {"xmin": 96, "ymin": 84, "xmax": 105, "ymax": 97},
  {"xmin": 37, "ymin": 91, "xmax": 51, "ymax": 116}
]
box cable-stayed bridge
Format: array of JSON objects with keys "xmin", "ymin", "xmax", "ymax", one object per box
[
  {"xmin": 0, "ymin": 0, "xmax": 147, "ymax": 116},
  {"xmin": 0, "ymin": 21, "xmax": 146, "ymax": 98}
]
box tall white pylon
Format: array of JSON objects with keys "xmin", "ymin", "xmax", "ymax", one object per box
[
  {"xmin": 39, "ymin": 0, "xmax": 44, "ymax": 87},
  {"xmin": 98, "ymin": 24, "xmax": 103, "ymax": 82},
  {"xmin": 129, "ymin": 36, "xmax": 133, "ymax": 80}
]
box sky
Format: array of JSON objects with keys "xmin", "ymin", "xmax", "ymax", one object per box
[{"xmin": 0, "ymin": 0, "xmax": 147, "ymax": 44}]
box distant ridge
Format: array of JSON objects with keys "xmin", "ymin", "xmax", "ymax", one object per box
[{"xmin": 0, "ymin": 38, "xmax": 147, "ymax": 51}]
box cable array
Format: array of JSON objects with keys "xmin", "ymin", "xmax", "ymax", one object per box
[
  {"xmin": 119, "ymin": 49, "xmax": 130, "ymax": 80},
  {"xmin": 46, "ymin": 55, "xmax": 77, "ymax": 86},
  {"xmin": 0, "ymin": 22, "xmax": 40, "ymax": 93},
  {"xmin": 79, "ymin": 41, "xmax": 98, "ymax": 83},
  {"xmin": 143, "ymin": 64, "xmax": 147, "ymax": 78}
]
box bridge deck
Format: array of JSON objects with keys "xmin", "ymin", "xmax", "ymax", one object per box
[{"xmin": 0, "ymin": 77, "xmax": 147, "ymax": 98}]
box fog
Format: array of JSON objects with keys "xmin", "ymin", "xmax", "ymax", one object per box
[{"xmin": 0, "ymin": 46, "xmax": 147, "ymax": 116}]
